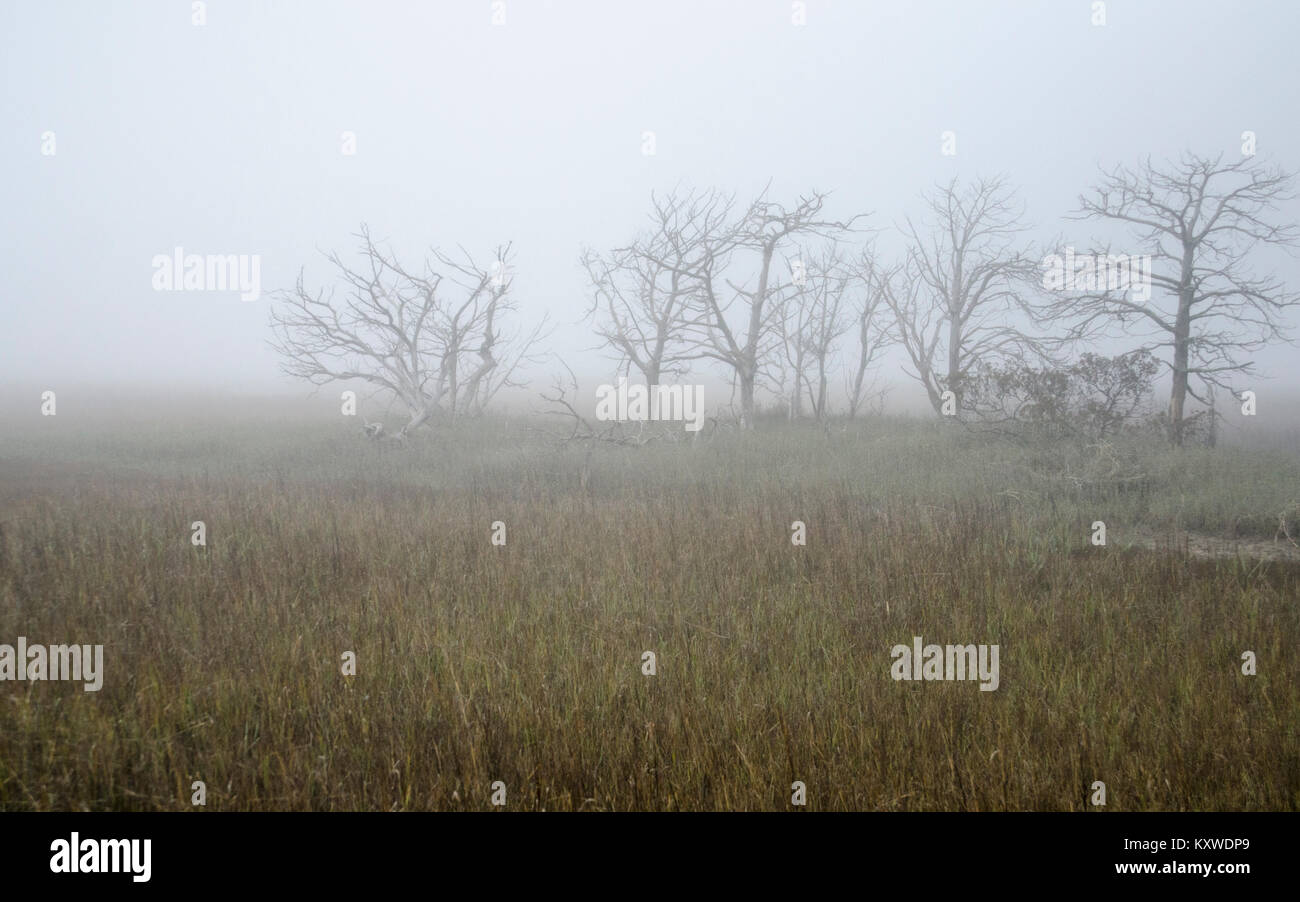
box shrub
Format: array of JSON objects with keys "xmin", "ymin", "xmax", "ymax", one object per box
[{"xmin": 965, "ymin": 350, "xmax": 1159, "ymax": 441}]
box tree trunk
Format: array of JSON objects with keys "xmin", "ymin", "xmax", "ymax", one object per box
[
  {"xmin": 1207, "ymin": 386, "xmax": 1217, "ymax": 449},
  {"xmin": 923, "ymin": 367, "xmax": 945, "ymax": 417},
  {"xmin": 946, "ymin": 316, "xmax": 963, "ymax": 413},
  {"xmin": 789, "ymin": 361, "xmax": 804, "ymax": 420},
  {"xmin": 1168, "ymin": 253, "xmax": 1194, "ymax": 446},
  {"xmin": 739, "ymin": 371, "xmax": 755, "ymax": 428},
  {"xmin": 848, "ymin": 340, "xmax": 869, "ymax": 418},
  {"xmin": 400, "ymin": 402, "xmax": 435, "ymax": 438},
  {"xmin": 815, "ymin": 359, "xmax": 829, "ymax": 420},
  {"xmin": 738, "ymin": 243, "xmax": 776, "ymax": 431}
]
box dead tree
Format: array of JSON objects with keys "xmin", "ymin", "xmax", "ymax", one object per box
[
  {"xmin": 845, "ymin": 244, "xmax": 893, "ymax": 418},
  {"xmin": 781, "ymin": 242, "xmax": 855, "ymax": 420},
  {"xmin": 268, "ymin": 225, "xmax": 546, "ymax": 437},
  {"xmin": 885, "ymin": 176, "xmax": 1041, "ymax": 416},
  {"xmin": 684, "ymin": 187, "xmax": 864, "ymax": 428},
  {"xmin": 1040, "ymin": 153, "xmax": 1298, "ymax": 445},
  {"xmin": 406, "ymin": 245, "xmax": 550, "ymax": 419},
  {"xmin": 580, "ymin": 187, "xmax": 731, "ymax": 386}
]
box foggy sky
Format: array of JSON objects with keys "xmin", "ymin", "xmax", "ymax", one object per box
[{"xmin": 3, "ymin": 0, "xmax": 1298, "ymax": 409}]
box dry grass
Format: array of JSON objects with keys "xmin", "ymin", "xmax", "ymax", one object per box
[{"xmin": 0, "ymin": 408, "xmax": 1296, "ymax": 810}]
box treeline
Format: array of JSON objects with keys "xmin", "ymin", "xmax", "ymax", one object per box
[{"xmin": 270, "ymin": 152, "xmax": 1298, "ymax": 446}]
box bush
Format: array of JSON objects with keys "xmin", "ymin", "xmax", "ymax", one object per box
[{"xmin": 965, "ymin": 350, "xmax": 1159, "ymax": 441}]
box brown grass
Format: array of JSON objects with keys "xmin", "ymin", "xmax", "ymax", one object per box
[{"xmin": 0, "ymin": 411, "xmax": 1296, "ymax": 810}]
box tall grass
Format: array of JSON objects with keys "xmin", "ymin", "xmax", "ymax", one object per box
[{"xmin": 0, "ymin": 411, "xmax": 1296, "ymax": 810}]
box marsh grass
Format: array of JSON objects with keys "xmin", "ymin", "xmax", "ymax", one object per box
[{"xmin": 0, "ymin": 407, "xmax": 1296, "ymax": 810}]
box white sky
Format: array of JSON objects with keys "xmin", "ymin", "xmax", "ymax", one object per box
[{"xmin": 2, "ymin": 0, "xmax": 1298, "ymax": 410}]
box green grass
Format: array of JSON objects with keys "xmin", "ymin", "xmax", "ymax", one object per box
[{"xmin": 0, "ymin": 408, "xmax": 1296, "ymax": 810}]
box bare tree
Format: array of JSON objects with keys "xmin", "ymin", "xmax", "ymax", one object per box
[
  {"xmin": 845, "ymin": 244, "xmax": 893, "ymax": 419},
  {"xmin": 779, "ymin": 252, "xmax": 812, "ymax": 420},
  {"xmin": 412, "ymin": 245, "xmax": 550, "ymax": 419},
  {"xmin": 580, "ymin": 187, "xmax": 731, "ymax": 386},
  {"xmin": 685, "ymin": 187, "xmax": 863, "ymax": 428},
  {"xmin": 1040, "ymin": 153, "xmax": 1299, "ymax": 445},
  {"xmin": 884, "ymin": 176, "xmax": 1041, "ymax": 416},
  {"xmin": 269, "ymin": 225, "xmax": 546, "ymax": 437},
  {"xmin": 781, "ymin": 242, "xmax": 854, "ymax": 420}
]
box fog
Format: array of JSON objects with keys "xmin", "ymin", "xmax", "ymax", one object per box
[
  {"xmin": 6, "ymin": 2, "xmax": 1300, "ymax": 831},
  {"xmin": 2, "ymin": 0, "xmax": 1298, "ymax": 412}
]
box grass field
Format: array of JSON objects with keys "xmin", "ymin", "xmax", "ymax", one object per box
[{"xmin": 1, "ymin": 402, "xmax": 1297, "ymax": 810}]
